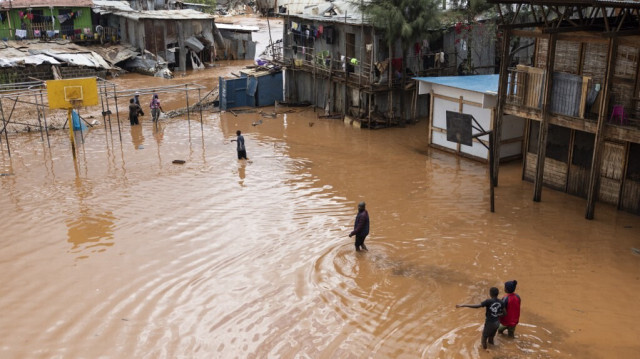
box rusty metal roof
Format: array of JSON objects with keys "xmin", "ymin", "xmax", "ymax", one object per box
[
  {"xmin": 112, "ymin": 9, "xmax": 215, "ymax": 20},
  {"xmin": 0, "ymin": 0, "xmax": 93, "ymax": 9},
  {"xmin": 487, "ymin": 0, "xmax": 640, "ymax": 8}
]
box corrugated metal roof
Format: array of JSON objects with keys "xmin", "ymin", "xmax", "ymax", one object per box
[
  {"xmin": 0, "ymin": 0, "xmax": 93, "ymax": 9},
  {"xmin": 283, "ymin": 0, "xmax": 365, "ymax": 24},
  {"xmin": 0, "ymin": 40, "xmax": 114, "ymax": 69},
  {"xmin": 216, "ymin": 23, "xmax": 259, "ymax": 32},
  {"xmin": 111, "ymin": 9, "xmax": 215, "ymax": 20},
  {"xmin": 414, "ymin": 75, "xmax": 499, "ymax": 94},
  {"xmin": 487, "ymin": 0, "xmax": 640, "ymax": 8},
  {"xmin": 92, "ymin": 1, "xmax": 215, "ymax": 20},
  {"xmin": 92, "ymin": 0, "xmax": 134, "ymax": 14}
]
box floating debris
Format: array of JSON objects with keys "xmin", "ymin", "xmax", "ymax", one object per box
[
  {"xmin": 252, "ymin": 119, "xmax": 263, "ymax": 126},
  {"xmin": 172, "ymin": 160, "xmax": 186, "ymax": 164}
]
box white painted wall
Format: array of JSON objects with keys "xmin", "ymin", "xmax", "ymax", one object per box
[{"xmin": 429, "ymin": 85, "xmax": 523, "ymax": 161}]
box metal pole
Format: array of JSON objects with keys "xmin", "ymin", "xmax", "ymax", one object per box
[
  {"xmin": 489, "ymin": 130, "xmax": 495, "ymax": 213},
  {"xmin": 99, "ymin": 84, "xmax": 110, "ymax": 145},
  {"xmin": 67, "ymin": 108, "xmax": 77, "ymax": 160},
  {"xmin": 185, "ymin": 84, "xmax": 190, "ymax": 125},
  {"xmin": 113, "ymin": 85, "xmax": 122, "ymax": 142},
  {"xmin": 0, "ymin": 98, "xmax": 10, "ymax": 157},
  {"xmin": 198, "ymin": 88, "xmax": 203, "ymax": 132},
  {"xmin": 34, "ymin": 93, "xmax": 44, "ymax": 142},
  {"xmin": 40, "ymin": 91, "xmax": 50, "ymax": 148}
]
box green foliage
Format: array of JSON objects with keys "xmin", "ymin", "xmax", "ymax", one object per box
[
  {"xmin": 359, "ymin": 0, "xmax": 441, "ymax": 48},
  {"xmin": 189, "ymin": 0, "xmax": 218, "ymax": 14}
]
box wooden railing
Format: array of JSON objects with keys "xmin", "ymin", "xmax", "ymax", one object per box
[{"xmin": 506, "ymin": 65, "xmax": 640, "ymax": 129}]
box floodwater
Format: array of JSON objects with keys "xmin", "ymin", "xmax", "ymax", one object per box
[{"xmin": 1, "ymin": 68, "xmax": 640, "ymax": 359}]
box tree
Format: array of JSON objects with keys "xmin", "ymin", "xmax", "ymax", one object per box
[
  {"xmin": 448, "ymin": 0, "xmax": 494, "ymax": 74},
  {"xmin": 359, "ymin": 0, "xmax": 441, "ymax": 121}
]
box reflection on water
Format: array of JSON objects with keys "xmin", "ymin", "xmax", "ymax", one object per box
[
  {"xmin": 0, "ymin": 95, "xmax": 639, "ymax": 359},
  {"xmin": 66, "ymin": 210, "xmax": 116, "ymax": 254},
  {"xmin": 130, "ymin": 124, "xmax": 144, "ymax": 149}
]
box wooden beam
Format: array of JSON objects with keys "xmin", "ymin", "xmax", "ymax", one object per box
[
  {"xmin": 498, "ymin": 21, "xmax": 546, "ymax": 30},
  {"xmin": 601, "ymin": 29, "xmax": 640, "ymax": 38},
  {"xmin": 511, "ymin": 29, "xmax": 547, "ymax": 39},
  {"xmin": 542, "ymin": 25, "xmax": 600, "ymax": 34},
  {"xmin": 585, "ymin": 37, "xmax": 617, "ymax": 220},
  {"xmin": 533, "ymin": 33, "xmax": 557, "ymax": 202},
  {"xmin": 427, "ymin": 89, "xmax": 434, "ymax": 145},
  {"xmin": 432, "ymin": 93, "xmax": 483, "ymax": 107},
  {"xmin": 493, "ymin": 29, "xmax": 511, "ymax": 186}
]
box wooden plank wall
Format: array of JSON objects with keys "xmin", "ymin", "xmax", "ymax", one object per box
[
  {"xmin": 621, "ymin": 180, "xmax": 640, "ymax": 214},
  {"xmin": 567, "ymin": 164, "xmax": 590, "ymax": 198},
  {"xmin": 543, "ymin": 158, "xmax": 568, "ymax": 190},
  {"xmin": 523, "ymin": 153, "xmax": 568, "ymax": 189},
  {"xmin": 598, "ymin": 141, "xmax": 624, "ymax": 205},
  {"xmin": 554, "ymin": 40, "xmax": 581, "ymax": 74},
  {"xmin": 582, "ymin": 42, "xmax": 608, "ymax": 85},
  {"xmin": 524, "ymin": 152, "xmax": 536, "ymax": 182}
]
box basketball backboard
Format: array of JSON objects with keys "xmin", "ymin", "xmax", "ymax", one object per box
[
  {"xmin": 46, "ymin": 77, "xmax": 99, "ymax": 109},
  {"xmin": 446, "ymin": 111, "xmax": 473, "ymax": 146}
]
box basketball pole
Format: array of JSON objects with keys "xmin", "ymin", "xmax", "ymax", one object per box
[
  {"xmin": 489, "ymin": 130, "xmax": 495, "ymax": 213},
  {"xmin": 68, "ymin": 108, "xmax": 77, "ymax": 160}
]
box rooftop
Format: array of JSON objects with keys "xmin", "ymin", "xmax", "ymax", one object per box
[
  {"xmin": 414, "ymin": 75, "xmax": 499, "ymax": 95},
  {"xmin": 0, "ymin": 0, "xmax": 93, "ymax": 8}
]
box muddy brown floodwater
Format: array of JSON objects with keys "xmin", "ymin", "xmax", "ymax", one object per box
[{"xmin": 1, "ymin": 66, "xmax": 639, "ymax": 359}]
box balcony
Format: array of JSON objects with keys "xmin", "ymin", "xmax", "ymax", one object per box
[
  {"xmin": 0, "ymin": 26, "xmax": 119, "ymax": 44},
  {"xmin": 505, "ymin": 65, "xmax": 640, "ymax": 131}
]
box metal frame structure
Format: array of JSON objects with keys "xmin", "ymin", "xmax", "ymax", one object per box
[{"xmin": 0, "ymin": 79, "xmax": 208, "ymax": 157}]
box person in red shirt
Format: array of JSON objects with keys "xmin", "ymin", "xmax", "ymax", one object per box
[{"xmin": 498, "ymin": 280, "xmax": 521, "ymax": 337}]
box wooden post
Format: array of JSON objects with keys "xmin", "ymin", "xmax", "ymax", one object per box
[
  {"xmin": 533, "ymin": 34, "xmax": 557, "ymax": 202},
  {"xmin": 427, "ymin": 89, "xmax": 434, "ymax": 145},
  {"xmin": 457, "ymin": 95, "xmax": 463, "ymax": 154},
  {"xmin": 585, "ymin": 38, "xmax": 617, "ymax": 219},
  {"xmin": 493, "ymin": 29, "xmax": 511, "ymax": 187}
]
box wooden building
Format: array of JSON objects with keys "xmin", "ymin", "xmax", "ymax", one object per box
[
  {"xmin": 416, "ymin": 74, "xmax": 525, "ymax": 162},
  {"xmin": 278, "ymin": 2, "xmax": 431, "ymax": 127},
  {"xmin": 489, "ymin": 0, "xmax": 640, "ymax": 217},
  {"xmin": 93, "ymin": 0, "xmax": 216, "ymax": 72},
  {"xmin": 0, "ymin": 0, "xmax": 96, "ymax": 41}
]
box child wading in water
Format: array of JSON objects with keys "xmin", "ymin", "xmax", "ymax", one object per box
[{"xmin": 456, "ymin": 287, "xmax": 505, "ymax": 349}]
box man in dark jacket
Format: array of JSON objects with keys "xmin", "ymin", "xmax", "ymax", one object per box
[{"xmin": 349, "ymin": 201, "xmax": 369, "ymax": 251}]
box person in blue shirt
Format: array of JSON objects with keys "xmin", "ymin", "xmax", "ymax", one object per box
[
  {"xmin": 349, "ymin": 201, "xmax": 370, "ymax": 251},
  {"xmin": 231, "ymin": 130, "xmax": 247, "ymax": 160}
]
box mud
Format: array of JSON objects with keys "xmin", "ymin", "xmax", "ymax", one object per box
[{"xmin": 0, "ymin": 69, "xmax": 639, "ymax": 359}]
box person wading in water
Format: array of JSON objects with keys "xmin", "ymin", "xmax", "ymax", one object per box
[
  {"xmin": 349, "ymin": 201, "xmax": 369, "ymax": 251},
  {"xmin": 230, "ymin": 130, "xmax": 248, "ymax": 160}
]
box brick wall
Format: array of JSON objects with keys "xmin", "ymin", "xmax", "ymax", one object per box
[{"xmin": 0, "ymin": 65, "xmax": 106, "ymax": 84}]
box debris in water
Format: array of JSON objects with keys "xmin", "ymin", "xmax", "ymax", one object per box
[
  {"xmin": 252, "ymin": 119, "xmax": 263, "ymax": 126},
  {"xmin": 1, "ymin": 173, "xmax": 14, "ymax": 176},
  {"xmin": 172, "ymin": 160, "xmax": 186, "ymax": 164},
  {"xmin": 138, "ymin": 145, "xmax": 144, "ymax": 149},
  {"xmin": 632, "ymin": 248, "xmax": 640, "ymax": 255}
]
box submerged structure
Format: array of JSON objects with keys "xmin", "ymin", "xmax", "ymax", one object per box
[{"xmin": 489, "ymin": 0, "xmax": 640, "ymax": 217}]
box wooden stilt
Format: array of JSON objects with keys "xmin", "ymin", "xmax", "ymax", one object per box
[
  {"xmin": 585, "ymin": 38, "xmax": 617, "ymax": 219},
  {"xmin": 494, "ymin": 29, "xmax": 511, "ymax": 186},
  {"xmin": 533, "ymin": 34, "xmax": 557, "ymax": 202}
]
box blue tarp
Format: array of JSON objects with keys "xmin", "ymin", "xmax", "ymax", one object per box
[{"xmin": 72, "ymin": 110, "xmax": 86, "ymax": 131}]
